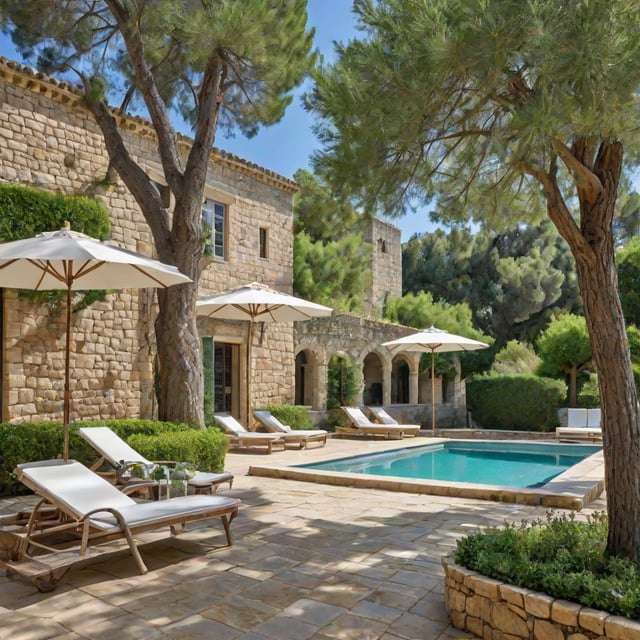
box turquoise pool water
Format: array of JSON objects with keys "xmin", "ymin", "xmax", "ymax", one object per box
[{"xmin": 298, "ymin": 441, "xmax": 601, "ymax": 488}]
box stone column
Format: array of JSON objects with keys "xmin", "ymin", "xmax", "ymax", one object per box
[
  {"xmin": 409, "ymin": 367, "xmax": 419, "ymax": 404},
  {"xmin": 383, "ymin": 362, "xmax": 392, "ymax": 406},
  {"xmin": 315, "ymin": 360, "xmax": 328, "ymax": 410}
]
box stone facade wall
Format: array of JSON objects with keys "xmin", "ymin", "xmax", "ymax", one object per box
[
  {"xmin": 442, "ymin": 554, "xmax": 640, "ymax": 640},
  {"xmin": 363, "ymin": 218, "xmax": 402, "ymax": 317},
  {"xmin": 0, "ymin": 59, "xmax": 296, "ymax": 424}
]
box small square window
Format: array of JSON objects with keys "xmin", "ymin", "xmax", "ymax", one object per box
[{"xmin": 259, "ymin": 227, "xmax": 268, "ymax": 259}]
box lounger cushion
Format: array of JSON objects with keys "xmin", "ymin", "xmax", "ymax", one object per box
[
  {"xmin": 253, "ymin": 410, "xmax": 327, "ymax": 438},
  {"xmin": 89, "ymin": 494, "xmax": 241, "ymax": 531},
  {"xmin": 18, "ymin": 459, "xmax": 135, "ymax": 516},
  {"xmin": 215, "ymin": 414, "xmax": 284, "ymax": 439}
]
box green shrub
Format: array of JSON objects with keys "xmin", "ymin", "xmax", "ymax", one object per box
[
  {"xmin": 0, "ymin": 183, "xmax": 110, "ymax": 242},
  {"xmin": 265, "ymin": 404, "xmax": 314, "ymax": 430},
  {"xmin": 466, "ymin": 374, "xmax": 566, "ymax": 431},
  {"xmin": 454, "ymin": 512, "xmax": 640, "ymax": 620},
  {"xmin": 127, "ymin": 428, "xmax": 228, "ymax": 473},
  {"xmin": 0, "ymin": 419, "xmax": 228, "ymax": 496},
  {"xmin": 577, "ymin": 372, "xmax": 600, "ymax": 408}
]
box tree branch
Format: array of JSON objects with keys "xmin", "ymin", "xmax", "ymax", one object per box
[
  {"xmin": 105, "ymin": 0, "xmax": 183, "ymax": 195},
  {"xmin": 550, "ymin": 137, "xmax": 603, "ymax": 199},
  {"xmin": 82, "ymin": 86, "xmax": 174, "ymax": 260},
  {"xmin": 521, "ymin": 158, "xmax": 593, "ymax": 262}
]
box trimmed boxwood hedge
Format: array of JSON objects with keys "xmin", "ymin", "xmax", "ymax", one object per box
[
  {"xmin": 0, "ymin": 419, "xmax": 228, "ymax": 496},
  {"xmin": 466, "ymin": 374, "xmax": 566, "ymax": 431}
]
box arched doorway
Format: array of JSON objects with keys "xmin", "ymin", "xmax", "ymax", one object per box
[
  {"xmin": 295, "ymin": 349, "xmax": 312, "ymax": 406},
  {"xmin": 391, "ymin": 358, "xmax": 410, "ymax": 404},
  {"xmin": 363, "ymin": 352, "xmax": 383, "ymax": 405}
]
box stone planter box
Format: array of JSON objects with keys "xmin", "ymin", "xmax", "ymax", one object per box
[{"xmin": 442, "ymin": 553, "xmax": 640, "ymax": 639}]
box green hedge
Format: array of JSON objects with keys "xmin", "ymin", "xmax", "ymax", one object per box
[
  {"xmin": 128, "ymin": 429, "xmax": 228, "ymax": 475},
  {"xmin": 265, "ymin": 404, "xmax": 314, "ymax": 430},
  {"xmin": 466, "ymin": 374, "xmax": 566, "ymax": 431},
  {"xmin": 0, "ymin": 419, "xmax": 228, "ymax": 496}
]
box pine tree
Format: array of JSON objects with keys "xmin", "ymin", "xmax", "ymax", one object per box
[
  {"xmin": 0, "ymin": 0, "xmax": 316, "ymax": 425},
  {"xmin": 308, "ymin": 0, "xmax": 640, "ymax": 559}
]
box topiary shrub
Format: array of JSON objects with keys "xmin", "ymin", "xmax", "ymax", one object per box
[
  {"xmin": 265, "ymin": 404, "xmax": 314, "ymax": 430},
  {"xmin": 466, "ymin": 374, "xmax": 566, "ymax": 431}
]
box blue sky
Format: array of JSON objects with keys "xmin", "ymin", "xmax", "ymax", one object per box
[{"xmin": 0, "ymin": 1, "xmax": 430, "ymax": 241}]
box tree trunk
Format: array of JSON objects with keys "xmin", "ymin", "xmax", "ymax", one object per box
[
  {"xmin": 155, "ymin": 283, "xmax": 204, "ymax": 426},
  {"xmin": 574, "ymin": 239, "xmax": 640, "ymax": 560},
  {"xmin": 83, "ymin": 92, "xmax": 209, "ymax": 429},
  {"xmin": 560, "ymin": 140, "xmax": 640, "ymax": 560}
]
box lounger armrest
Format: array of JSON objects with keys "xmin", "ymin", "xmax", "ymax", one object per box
[
  {"xmin": 80, "ymin": 505, "xmax": 146, "ymax": 573},
  {"xmin": 120, "ymin": 480, "xmax": 158, "ymax": 495}
]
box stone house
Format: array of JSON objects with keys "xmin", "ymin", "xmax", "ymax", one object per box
[{"xmin": 0, "ymin": 57, "xmax": 467, "ymax": 430}]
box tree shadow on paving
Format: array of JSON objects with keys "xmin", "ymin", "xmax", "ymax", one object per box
[{"xmin": 0, "ymin": 484, "xmax": 565, "ymax": 639}]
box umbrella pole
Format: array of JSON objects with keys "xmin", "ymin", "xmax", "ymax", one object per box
[
  {"xmin": 247, "ymin": 322, "xmax": 253, "ymax": 429},
  {"xmin": 63, "ymin": 286, "xmax": 71, "ymax": 462},
  {"xmin": 431, "ymin": 350, "xmax": 436, "ymax": 436}
]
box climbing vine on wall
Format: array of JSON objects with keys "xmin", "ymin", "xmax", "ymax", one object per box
[{"xmin": 0, "ymin": 182, "xmax": 111, "ymax": 311}]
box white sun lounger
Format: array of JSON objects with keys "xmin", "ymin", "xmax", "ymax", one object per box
[
  {"xmin": 556, "ymin": 408, "xmax": 602, "ymax": 442},
  {"xmin": 366, "ymin": 406, "xmax": 421, "ymax": 431},
  {"xmin": 341, "ymin": 406, "xmax": 420, "ymax": 439},
  {"xmin": 0, "ymin": 459, "xmax": 240, "ymax": 592},
  {"xmin": 215, "ymin": 414, "xmax": 286, "ymax": 453},
  {"xmin": 253, "ymin": 410, "xmax": 327, "ymax": 448},
  {"xmin": 79, "ymin": 426, "xmax": 233, "ymax": 493}
]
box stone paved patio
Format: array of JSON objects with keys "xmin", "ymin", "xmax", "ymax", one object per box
[{"xmin": 0, "ymin": 438, "xmax": 605, "ymax": 639}]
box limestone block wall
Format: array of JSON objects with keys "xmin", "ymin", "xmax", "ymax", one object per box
[
  {"xmin": 0, "ymin": 59, "xmax": 296, "ymax": 425},
  {"xmin": 4, "ymin": 290, "xmax": 147, "ymax": 422},
  {"xmin": 442, "ymin": 554, "xmax": 640, "ymax": 640}
]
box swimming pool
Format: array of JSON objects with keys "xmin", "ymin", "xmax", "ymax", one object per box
[
  {"xmin": 248, "ymin": 438, "xmax": 605, "ymax": 508},
  {"xmin": 296, "ymin": 441, "xmax": 601, "ymax": 488}
]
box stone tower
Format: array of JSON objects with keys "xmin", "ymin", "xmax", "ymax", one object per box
[{"xmin": 363, "ymin": 218, "xmax": 402, "ymax": 318}]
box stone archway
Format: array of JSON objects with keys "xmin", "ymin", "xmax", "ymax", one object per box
[
  {"xmin": 363, "ymin": 352, "xmax": 383, "ymax": 406},
  {"xmin": 391, "ymin": 357, "xmax": 411, "ymax": 404}
]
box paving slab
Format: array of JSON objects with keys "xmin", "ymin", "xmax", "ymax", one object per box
[{"xmin": 0, "ymin": 438, "xmax": 605, "ymax": 639}]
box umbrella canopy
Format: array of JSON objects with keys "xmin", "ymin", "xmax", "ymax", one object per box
[
  {"xmin": 197, "ymin": 282, "xmax": 333, "ymax": 425},
  {"xmin": 0, "ymin": 225, "xmax": 192, "ymax": 460},
  {"xmin": 383, "ymin": 326, "xmax": 489, "ymax": 434},
  {"xmin": 196, "ymin": 281, "xmax": 334, "ymax": 322}
]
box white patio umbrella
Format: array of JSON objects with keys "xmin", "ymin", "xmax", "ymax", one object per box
[
  {"xmin": 0, "ymin": 224, "xmax": 192, "ymax": 460},
  {"xmin": 383, "ymin": 326, "xmax": 489, "ymax": 434},
  {"xmin": 196, "ymin": 282, "xmax": 333, "ymax": 425}
]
